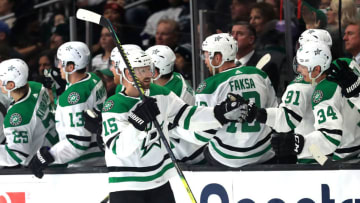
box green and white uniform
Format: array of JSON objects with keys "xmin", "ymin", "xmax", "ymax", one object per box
[
  {"xmin": 101, "ymin": 83, "xmax": 222, "ymax": 192},
  {"xmin": 298, "ymin": 79, "xmax": 360, "ymax": 162},
  {"xmin": 165, "ymin": 72, "xmax": 205, "ymax": 164},
  {"xmin": 0, "ymin": 82, "xmax": 58, "ymax": 166},
  {"xmin": 50, "ymin": 72, "xmax": 107, "ymax": 167},
  {"xmin": 195, "ymin": 66, "xmax": 278, "ymax": 168},
  {"xmin": 265, "ymin": 75, "xmax": 315, "ymax": 135},
  {"xmin": 0, "ymin": 92, "xmax": 12, "ymax": 143}
]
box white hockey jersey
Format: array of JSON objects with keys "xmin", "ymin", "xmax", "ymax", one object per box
[
  {"xmin": 101, "ymin": 83, "xmax": 222, "ymax": 192},
  {"xmin": 0, "ymin": 91, "xmax": 12, "ymax": 143},
  {"xmin": 298, "ymin": 79, "xmax": 360, "ymax": 163},
  {"xmin": 50, "ymin": 72, "xmax": 107, "ymax": 167},
  {"xmin": 0, "ymin": 82, "xmax": 58, "ymax": 166},
  {"xmin": 165, "ymin": 72, "xmax": 205, "ymax": 164},
  {"xmin": 195, "ymin": 66, "xmax": 278, "ymax": 168},
  {"xmin": 265, "ymin": 75, "xmax": 315, "ymax": 135}
]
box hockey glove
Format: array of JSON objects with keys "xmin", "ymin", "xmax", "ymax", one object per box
[
  {"xmin": 326, "ymin": 59, "xmax": 360, "ymax": 98},
  {"xmin": 128, "ymin": 97, "xmax": 160, "ymax": 131},
  {"xmin": 271, "ymin": 132, "xmax": 304, "ymax": 156},
  {"xmin": 214, "ymin": 93, "xmax": 249, "ymax": 125},
  {"xmin": 83, "ymin": 108, "xmax": 102, "ymax": 135},
  {"xmin": 28, "ymin": 147, "xmax": 55, "ymax": 178}
]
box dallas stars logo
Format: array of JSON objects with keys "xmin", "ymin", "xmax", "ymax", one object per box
[
  {"xmin": 152, "ymin": 49, "xmax": 160, "ymax": 55},
  {"xmin": 308, "ymin": 29, "xmax": 315, "ymax": 34},
  {"xmin": 140, "ymin": 121, "xmax": 164, "ymax": 157},
  {"xmin": 8, "ymin": 65, "xmax": 15, "ymax": 71},
  {"xmin": 214, "ymin": 36, "xmax": 222, "ymax": 41},
  {"xmin": 10, "ymin": 113, "xmax": 22, "ymax": 126},
  {"xmin": 314, "ymin": 48, "xmax": 322, "ymax": 55},
  {"xmin": 68, "ymin": 92, "xmax": 80, "ymax": 104},
  {"xmin": 313, "ymin": 90, "xmax": 323, "ymax": 104},
  {"xmin": 196, "ymin": 81, "xmax": 207, "ymax": 93},
  {"xmin": 102, "ymin": 100, "xmax": 114, "ymax": 112}
]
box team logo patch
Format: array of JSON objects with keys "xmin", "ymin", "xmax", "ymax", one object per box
[
  {"xmin": 313, "ymin": 90, "xmax": 323, "ymax": 104},
  {"xmin": 68, "ymin": 92, "xmax": 80, "ymax": 104},
  {"xmin": 102, "ymin": 100, "xmax": 114, "ymax": 112},
  {"xmin": 10, "ymin": 113, "xmax": 22, "ymax": 126},
  {"xmin": 196, "ymin": 81, "xmax": 207, "ymax": 93},
  {"xmin": 294, "ymin": 75, "xmax": 304, "ymax": 82}
]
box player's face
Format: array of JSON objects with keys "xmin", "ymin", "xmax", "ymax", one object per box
[
  {"xmin": 134, "ymin": 66, "xmax": 152, "ymax": 89},
  {"xmin": 297, "ymin": 64, "xmax": 311, "ymax": 82}
]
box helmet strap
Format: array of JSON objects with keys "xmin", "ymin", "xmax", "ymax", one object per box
[{"xmin": 209, "ymin": 56, "xmax": 224, "ymax": 76}]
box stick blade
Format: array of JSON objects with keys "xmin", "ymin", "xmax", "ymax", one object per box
[{"xmin": 76, "ymin": 8, "xmax": 101, "ymax": 25}]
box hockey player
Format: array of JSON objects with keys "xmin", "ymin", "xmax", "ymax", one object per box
[
  {"xmin": 145, "ymin": 45, "xmax": 205, "ymax": 164},
  {"xmin": 0, "ymin": 58, "xmax": 58, "ymax": 167},
  {"xmin": 102, "ymin": 48, "xmax": 246, "ymax": 202},
  {"xmin": 29, "ymin": 41, "xmax": 107, "ymax": 178},
  {"xmin": 243, "ymin": 42, "xmax": 360, "ymax": 162},
  {"xmin": 195, "ymin": 33, "xmax": 278, "ymax": 168}
]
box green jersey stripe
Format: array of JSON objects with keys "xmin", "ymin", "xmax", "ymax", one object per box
[
  {"xmin": 194, "ymin": 133, "xmax": 210, "ymax": 142},
  {"xmin": 67, "ymin": 151, "xmax": 105, "ymax": 164},
  {"xmin": 184, "ymin": 106, "xmax": 197, "ymax": 130},
  {"xmin": 5, "ymin": 145, "xmax": 22, "ymax": 164},
  {"xmin": 67, "ymin": 138, "xmax": 89, "ymax": 150},
  {"xmin": 321, "ymin": 132, "xmax": 340, "ymax": 146},
  {"xmin": 108, "ymin": 162, "xmax": 174, "ymax": 183}
]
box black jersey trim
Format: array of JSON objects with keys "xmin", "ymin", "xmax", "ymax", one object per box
[
  {"xmin": 66, "ymin": 134, "xmax": 92, "ymax": 142},
  {"xmin": 108, "ymin": 154, "xmax": 170, "ymax": 172},
  {"xmin": 178, "ymin": 145, "xmax": 206, "ymax": 163},
  {"xmin": 213, "ymin": 132, "xmax": 271, "ymax": 152},
  {"xmin": 106, "ymin": 133, "xmax": 119, "ymax": 149},
  {"xmin": 335, "ymin": 145, "xmax": 360, "ymax": 153},
  {"xmin": 172, "ymin": 104, "xmax": 189, "ymax": 127},
  {"xmin": 318, "ymin": 128, "xmax": 342, "ymax": 136},
  {"xmin": 283, "ymin": 107, "xmax": 302, "ymax": 122},
  {"xmin": 11, "ymin": 149, "xmax": 29, "ymax": 158}
]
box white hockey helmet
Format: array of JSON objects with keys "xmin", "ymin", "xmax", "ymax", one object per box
[
  {"xmin": 0, "ymin": 58, "xmax": 28, "ymax": 92},
  {"xmin": 110, "ymin": 44, "xmax": 143, "ymax": 72},
  {"xmin": 296, "ymin": 42, "xmax": 332, "ymax": 83},
  {"xmin": 110, "ymin": 47, "xmax": 151, "ymax": 85},
  {"xmin": 145, "ymin": 45, "xmax": 175, "ymax": 80},
  {"xmin": 201, "ymin": 33, "xmax": 237, "ymax": 74},
  {"xmin": 57, "ymin": 41, "xmax": 90, "ymax": 72},
  {"xmin": 298, "ymin": 29, "xmax": 332, "ymax": 47}
]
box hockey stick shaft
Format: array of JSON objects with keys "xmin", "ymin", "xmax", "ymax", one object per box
[{"xmin": 76, "ymin": 9, "xmax": 197, "ymax": 203}]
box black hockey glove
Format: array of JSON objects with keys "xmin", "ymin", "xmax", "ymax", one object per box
[
  {"xmin": 214, "ymin": 93, "xmax": 249, "ymax": 125},
  {"xmin": 83, "ymin": 108, "xmax": 102, "ymax": 135},
  {"xmin": 128, "ymin": 97, "xmax": 160, "ymax": 131},
  {"xmin": 271, "ymin": 132, "xmax": 305, "ymax": 156},
  {"xmin": 28, "ymin": 147, "xmax": 55, "ymax": 179},
  {"xmin": 326, "ymin": 59, "xmax": 360, "ymax": 98}
]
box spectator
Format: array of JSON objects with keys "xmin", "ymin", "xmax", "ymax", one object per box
[
  {"xmin": 155, "ymin": 19, "xmax": 180, "ymax": 50},
  {"xmin": 301, "ymin": 1, "xmax": 327, "ymax": 29},
  {"xmin": 95, "ymin": 68, "xmax": 116, "ymax": 97},
  {"xmin": 230, "ymin": 0, "xmax": 256, "ymax": 22},
  {"xmin": 92, "ymin": 27, "xmax": 116, "ymax": 71},
  {"xmin": 231, "ymin": 21, "xmax": 279, "ymax": 93},
  {"xmin": 249, "ymin": 2, "xmax": 284, "ymax": 52},
  {"xmin": 174, "ymin": 43, "xmax": 192, "ymax": 82},
  {"xmin": 344, "ymin": 21, "xmax": 360, "ymax": 65},
  {"xmin": 49, "ymin": 23, "xmax": 69, "ymax": 50},
  {"xmin": 0, "ymin": 0, "xmax": 15, "ymax": 28},
  {"xmin": 0, "ymin": 20, "xmax": 20, "ymax": 60},
  {"xmin": 0, "ymin": 59, "xmax": 58, "ymax": 167}
]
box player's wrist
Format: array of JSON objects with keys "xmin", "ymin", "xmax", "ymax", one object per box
[{"xmin": 255, "ymin": 108, "xmax": 267, "ymax": 123}]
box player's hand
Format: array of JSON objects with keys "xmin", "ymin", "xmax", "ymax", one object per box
[
  {"xmin": 214, "ymin": 93, "xmax": 249, "ymax": 124},
  {"xmin": 83, "ymin": 108, "xmax": 102, "ymax": 134},
  {"xmin": 28, "ymin": 147, "xmax": 55, "ymax": 179},
  {"xmin": 326, "ymin": 59, "xmax": 360, "ymax": 98},
  {"xmin": 128, "ymin": 97, "xmax": 160, "ymax": 131},
  {"xmin": 271, "ymin": 132, "xmax": 304, "ymax": 156}
]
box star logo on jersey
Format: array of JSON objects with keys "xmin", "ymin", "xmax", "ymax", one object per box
[
  {"xmin": 140, "ymin": 121, "xmax": 164, "ymax": 157},
  {"xmin": 68, "ymin": 92, "xmax": 80, "ymax": 104},
  {"xmin": 196, "ymin": 81, "xmax": 207, "ymax": 93},
  {"xmin": 152, "ymin": 49, "xmax": 160, "ymax": 55},
  {"xmin": 9, "ymin": 113, "xmax": 22, "ymax": 126},
  {"xmin": 102, "ymin": 100, "xmax": 114, "ymax": 112},
  {"xmin": 314, "ymin": 48, "xmax": 322, "ymax": 55},
  {"xmin": 214, "ymin": 36, "xmax": 222, "ymax": 41},
  {"xmin": 313, "ymin": 90, "xmax": 323, "ymax": 104}
]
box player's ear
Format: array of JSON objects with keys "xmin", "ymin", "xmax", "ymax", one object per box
[{"xmin": 125, "ymin": 69, "xmax": 134, "ymax": 82}]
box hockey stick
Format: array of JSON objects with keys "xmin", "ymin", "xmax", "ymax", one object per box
[
  {"xmin": 255, "ymin": 53, "xmax": 271, "ymax": 69},
  {"xmin": 76, "ymin": 9, "xmax": 197, "ymax": 203}
]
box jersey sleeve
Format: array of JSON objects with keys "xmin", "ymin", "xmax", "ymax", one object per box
[
  {"xmin": 349, "ymin": 97, "xmax": 360, "ymax": 109},
  {"xmin": 0, "ymin": 124, "xmax": 32, "ymax": 166},
  {"xmin": 265, "ymin": 83, "xmax": 309, "ymax": 132}
]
